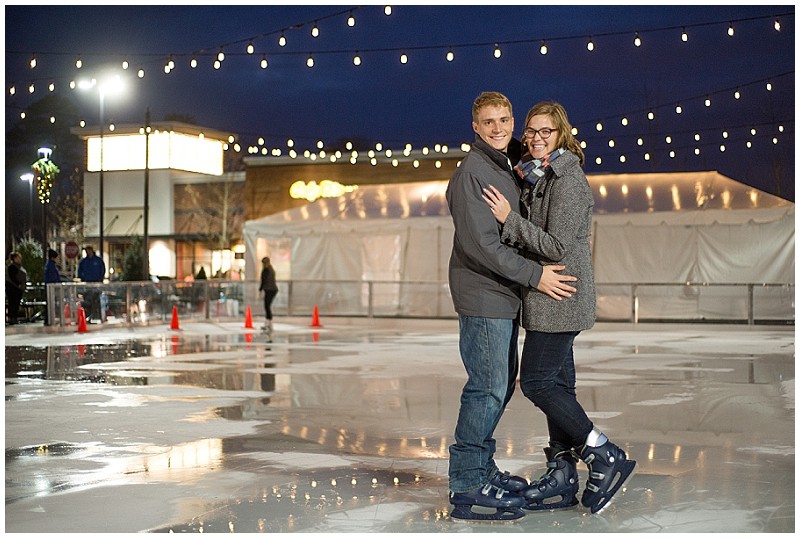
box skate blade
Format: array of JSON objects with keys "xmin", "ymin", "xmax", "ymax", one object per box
[
  {"xmin": 588, "ymin": 460, "xmax": 637, "ymax": 514},
  {"xmin": 524, "ymin": 496, "xmax": 579, "ymax": 512},
  {"xmin": 449, "ymin": 505, "xmax": 525, "ymax": 523}
]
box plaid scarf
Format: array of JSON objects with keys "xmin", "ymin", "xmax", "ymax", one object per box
[{"xmin": 514, "ymin": 148, "xmax": 567, "ymax": 186}]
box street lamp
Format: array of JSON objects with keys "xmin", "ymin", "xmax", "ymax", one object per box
[
  {"xmin": 79, "ymin": 74, "xmax": 125, "ymax": 262},
  {"xmin": 20, "ymin": 172, "xmax": 34, "ymax": 236}
]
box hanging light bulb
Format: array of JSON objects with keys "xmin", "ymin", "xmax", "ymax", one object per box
[
  {"xmin": 312, "ymin": 22, "xmax": 319, "ymax": 37},
  {"xmin": 595, "ymin": 157, "xmax": 602, "ymax": 165},
  {"xmin": 48, "ymin": 83, "xmax": 54, "ymax": 92},
  {"xmin": 446, "ymin": 49, "xmax": 455, "ymax": 62},
  {"xmin": 720, "ymin": 144, "xmax": 726, "ymax": 152},
  {"xmin": 214, "ymin": 59, "xmax": 221, "ymax": 69},
  {"xmin": 246, "ymin": 42, "xmax": 254, "ymax": 54},
  {"xmin": 637, "ymin": 138, "xmax": 644, "ymax": 146},
  {"xmin": 347, "ymin": 11, "xmax": 355, "ymax": 27},
  {"xmin": 279, "ymin": 33, "xmax": 287, "ymax": 47},
  {"xmin": 644, "ymin": 153, "xmax": 651, "ymax": 161},
  {"xmin": 722, "ymin": 130, "xmax": 729, "ymax": 139},
  {"xmin": 633, "ymin": 32, "xmax": 642, "ymax": 47},
  {"xmin": 353, "ymin": 52, "xmax": 361, "ymax": 66},
  {"xmin": 665, "ymin": 136, "xmax": 672, "ymax": 144},
  {"xmin": 694, "ymin": 133, "xmax": 701, "ymax": 141},
  {"xmin": 261, "ymin": 55, "xmax": 268, "ymax": 69},
  {"xmin": 400, "ymin": 53, "xmax": 408, "ymax": 64},
  {"xmin": 28, "ymin": 83, "xmax": 34, "ymax": 94},
  {"xmin": 595, "ymin": 121, "xmax": 603, "ymax": 132},
  {"xmin": 694, "ymin": 148, "xmax": 700, "ymax": 156},
  {"xmin": 587, "ymin": 37, "xmax": 594, "ymax": 51},
  {"xmin": 774, "ymin": 18, "xmax": 781, "ymax": 31},
  {"xmin": 307, "ymin": 55, "xmax": 315, "ymax": 68},
  {"xmin": 190, "ymin": 57, "xmax": 198, "ymax": 68},
  {"xmin": 734, "ymin": 89, "xmax": 741, "ymax": 99},
  {"xmin": 766, "ymin": 82, "xmax": 773, "ymax": 91},
  {"xmin": 608, "ymin": 139, "xmax": 615, "ymax": 148},
  {"xmin": 750, "ymin": 128, "xmax": 757, "ymax": 136},
  {"xmin": 384, "ymin": 5, "xmax": 392, "ymax": 15},
  {"xmin": 704, "ymin": 97, "xmax": 711, "ymax": 107},
  {"xmin": 621, "ymin": 117, "xmax": 628, "ymax": 126},
  {"xmin": 619, "ymin": 155, "xmax": 626, "ymax": 163},
  {"xmin": 647, "ymin": 110, "xmax": 655, "ymax": 120},
  {"xmin": 122, "ymin": 59, "xmax": 129, "ymax": 69},
  {"xmin": 138, "ymin": 68, "xmax": 145, "ymax": 78},
  {"xmin": 29, "ymin": 55, "xmax": 36, "ymax": 69},
  {"xmin": 681, "ymin": 27, "xmax": 688, "ymax": 42},
  {"xmin": 8, "ymin": 85, "xmax": 15, "ymax": 96},
  {"xmin": 217, "ymin": 49, "xmax": 225, "ymax": 62},
  {"xmin": 75, "ymin": 56, "xmax": 82, "ymax": 68},
  {"xmin": 494, "ymin": 43, "xmax": 502, "ymax": 58},
  {"xmin": 728, "ymin": 22, "xmax": 734, "ymax": 36},
  {"xmin": 539, "ymin": 41, "xmax": 548, "ymax": 55},
  {"xmin": 675, "ymin": 104, "xmax": 682, "ymax": 114}
]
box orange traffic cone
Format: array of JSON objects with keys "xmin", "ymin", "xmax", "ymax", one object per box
[
  {"xmin": 170, "ymin": 305, "xmax": 181, "ymax": 331},
  {"xmin": 310, "ymin": 304, "xmax": 322, "ymax": 327},
  {"xmin": 76, "ymin": 305, "xmax": 88, "ymax": 333},
  {"xmin": 63, "ymin": 303, "xmax": 72, "ymax": 325},
  {"xmin": 244, "ymin": 305, "xmax": 254, "ymax": 329}
]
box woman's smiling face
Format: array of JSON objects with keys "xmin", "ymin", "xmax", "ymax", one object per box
[{"xmin": 523, "ymin": 114, "xmax": 558, "ymax": 159}]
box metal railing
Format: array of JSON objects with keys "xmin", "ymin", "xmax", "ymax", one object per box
[{"xmin": 42, "ymin": 280, "xmax": 794, "ymax": 327}]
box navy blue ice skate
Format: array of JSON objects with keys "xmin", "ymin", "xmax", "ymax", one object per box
[
  {"xmin": 449, "ymin": 483, "xmax": 526, "ymax": 522},
  {"xmin": 521, "ymin": 447, "xmax": 580, "ymax": 511},
  {"xmin": 578, "ymin": 440, "xmax": 636, "ymax": 514},
  {"xmin": 489, "ymin": 469, "xmax": 528, "ymax": 493}
]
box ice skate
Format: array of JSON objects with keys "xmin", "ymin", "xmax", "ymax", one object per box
[
  {"xmin": 521, "ymin": 447, "xmax": 579, "ymax": 511},
  {"xmin": 489, "ymin": 469, "xmax": 528, "ymax": 493},
  {"xmin": 449, "ymin": 483, "xmax": 526, "ymax": 522},
  {"xmin": 261, "ymin": 320, "xmax": 272, "ymax": 332},
  {"xmin": 578, "ymin": 440, "xmax": 636, "ymax": 514}
]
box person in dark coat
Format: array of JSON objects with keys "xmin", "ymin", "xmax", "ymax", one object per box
[
  {"xmin": 259, "ymin": 256, "xmax": 278, "ymax": 330},
  {"xmin": 43, "ymin": 248, "xmax": 67, "ymax": 325},
  {"xmin": 6, "ymin": 252, "xmax": 27, "ymax": 325}
]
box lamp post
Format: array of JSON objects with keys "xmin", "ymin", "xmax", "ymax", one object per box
[
  {"xmin": 19, "ymin": 173, "xmax": 33, "ymax": 237},
  {"xmin": 79, "ymin": 74, "xmax": 124, "ymax": 263}
]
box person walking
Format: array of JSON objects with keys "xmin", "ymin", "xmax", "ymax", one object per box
[
  {"xmin": 43, "ymin": 248, "xmax": 67, "ymax": 325},
  {"xmin": 445, "ymin": 91, "xmax": 577, "ymax": 522},
  {"xmin": 482, "ymin": 101, "xmax": 637, "ymax": 514},
  {"xmin": 259, "ymin": 256, "xmax": 278, "ymax": 331},
  {"xmin": 6, "ymin": 252, "xmax": 27, "ymax": 325},
  {"xmin": 77, "ymin": 245, "xmax": 105, "ymax": 322}
]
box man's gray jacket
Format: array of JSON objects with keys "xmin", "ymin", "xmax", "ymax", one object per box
[{"xmin": 446, "ymin": 136, "xmax": 542, "ymax": 319}]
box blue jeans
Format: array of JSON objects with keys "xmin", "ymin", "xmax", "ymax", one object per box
[
  {"xmin": 520, "ymin": 330, "xmax": 594, "ymax": 450},
  {"xmin": 449, "ymin": 315, "xmax": 519, "ymax": 492}
]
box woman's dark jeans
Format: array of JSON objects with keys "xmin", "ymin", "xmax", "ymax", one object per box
[{"xmin": 520, "ymin": 330, "xmax": 593, "ymax": 450}]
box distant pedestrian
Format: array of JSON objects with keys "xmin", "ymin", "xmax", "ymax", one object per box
[
  {"xmin": 78, "ymin": 245, "xmax": 105, "ymax": 322},
  {"xmin": 6, "ymin": 252, "xmax": 27, "ymax": 325},
  {"xmin": 43, "ymin": 249, "xmax": 67, "ymax": 325},
  {"xmin": 259, "ymin": 256, "xmax": 278, "ymax": 331}
]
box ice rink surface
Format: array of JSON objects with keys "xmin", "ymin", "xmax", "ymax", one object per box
[{"xmin": 4, "ymin": 318, "xmax": 795, "ymax": 533}]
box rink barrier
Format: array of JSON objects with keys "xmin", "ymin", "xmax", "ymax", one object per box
[{"xmin": 41, "ymin": 280, "xmax": 794, "ymax": 328}]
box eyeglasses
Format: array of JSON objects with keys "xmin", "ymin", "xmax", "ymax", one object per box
[{"xmin": 523, "ymin": 127, "xmax": 557, "ymax": 139}]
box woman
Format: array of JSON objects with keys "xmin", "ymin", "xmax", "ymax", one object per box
[
  {"xmin": 482, "ymin": 101, "xmax": 636, "ymax": 514},
  {"xmin": 259, "ymin": 256, "xmax": 278, "ymax": 331}
]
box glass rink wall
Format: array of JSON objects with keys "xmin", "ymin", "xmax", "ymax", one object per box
[{"xmin": 46, "ymin": 279, "xmax": 793, "ymax": 327}]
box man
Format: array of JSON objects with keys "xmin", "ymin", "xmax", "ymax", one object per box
[
  {"xmin": 43, "ymin": 248, "xmax": 67, "ymax": 325},
  {"xmin": 77, "ymin": 245, "xmax": 105, "ymax": 322},
  {"xmin": 6, "ymin": 252, "xmax": 27, "ymax": 325},
  {"xmin": 446, "ymin": 91, "xmax": 577, "ymax": 522}
]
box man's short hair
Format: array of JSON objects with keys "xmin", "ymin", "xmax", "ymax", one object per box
[{"xmin": 472, "ymin": 91, "xmax": 512, "ymax": 123}]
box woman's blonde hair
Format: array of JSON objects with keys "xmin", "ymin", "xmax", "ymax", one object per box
[{"xmin": 524, "ymin": 101, "xmax": 584, "ymax": 166}]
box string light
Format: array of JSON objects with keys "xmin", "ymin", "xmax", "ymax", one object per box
[
  {"xmin": 647, "ymin": 111, "xmax": 655, "ymax": 121},
  {"xmin": 122, "ymin": 60, "xmax": 129, "ymax": 70},
  {"xmin": 214, "ymin": 59, "xmax": 221, "ymax": 69},
  {"xmin": 774, "ymin": 18, "xmax": 781, "ymax": 31},
  {"xmin": 734, "ymin": 89, "xmax": 741, "ymax": 99},
  {"xmin": 9, "ymin": 85, "xmax": 15, "ymax": 95},
  {"xmin": 307, "ymin": 54, "xmax": 315, "ymax": 68},
  {"xmin": 633, "ymin": 32, "xmax": 642, "ymax": 47},
  {"xmin": 261, "ymin": 55, "xmax": 268, "ymax": 69},
  {"xmin": 28, "ymin": 83, "xmax": 34, "ymax": 94},
  {"xmin": 675, "ymin": 104, "xmax": 682, "ymax": 114},
  {"xmin": 279, "ymin": 33, "xmax": 287, "ymax": 47},
  {"xmin": 75, "ymin": 57, "xmax": 82, "ymax": 69},
  {"xmin": 353, "ymin": 52, "xmax": 361, "ymax": 66},
  {"xmin": 595, "ymin": 121, "xmax": 603, "ymax": 132},
  {"xmin": 446, "ymin": 49, "xmax": 454, "ymax": 62},
  {"xmin": 540, "ymin": 41, "xmax": 548, "ymax": 55},
  {"xmin": 347, "ymin": 11, "xmax": 355, "ymax": 27},
  {"xmin": 681, "ymin": 27, "xmax": 688, "ymax": 42},
  {"xmin": 494, "ymin": 43, "xmax": 502, "ymax": 58},
  {"xmin": 621, "ymin": 117, "xmax": 628, "ymax": 126},
  {"xmin": 217, "ymin": 48, "xmax": 225, "ymax": 62},
  {"xmin": 400, "ymin": 53, "xmax": 408, "ymax": 64},
  {"xmin": 728, "ymin": 22, "xmax": 735, "ymax": 36},
  {"xmin": 704, "ymin": 97, "xmax": 711, "ymax": 107},
  {"xmin": 29, "ymin": 55, "xmax": 36, "ymax": 69},
  {"xmin": 137, "ymin": 68, "xmax": 145, "ymax": 78},
  {"xmin": 766, "ymin": 81, "xmax": 772, "ymax": 91},
  {"xmin": 190, "ymin": 58, "xmax": 198, "ymax": 68},
  {"xmin": 384, "ymin": 6, "xmax": 392, "ymax": 16},
  {"xmin": 587, "ymin": 37, "xmax": 595, "ymax": 51},
  {"xmin": 312, "ymin": 22, "xmax": 320, "ymax": 37},
  {"xmin": 247, "ymin": 42, "xmax": 255, "ymax": 54}
]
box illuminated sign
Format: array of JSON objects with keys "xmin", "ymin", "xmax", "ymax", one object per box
[{"xmin": 289, "ymin": 180, "xmax": 358, "ymax": 202}]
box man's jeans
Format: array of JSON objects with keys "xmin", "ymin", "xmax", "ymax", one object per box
[
  {"xmin": 520, "ymin": 330, "xmax": 593, "ymax": 450},
  {"xmin": 449, "ymin": 315, "xmax": 519, "ymax": 493}
]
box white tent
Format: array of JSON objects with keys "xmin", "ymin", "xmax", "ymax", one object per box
[{"xmin": 243, "ymin": 172, "xmax": 794, "ymax": 319}]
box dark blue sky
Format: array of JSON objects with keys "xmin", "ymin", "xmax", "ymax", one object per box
[{"xmin": 5, "ymin": 4, "xmax": 795, "ymax": 200}]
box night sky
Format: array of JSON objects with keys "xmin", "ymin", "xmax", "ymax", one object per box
[{"xmin": 5, "ymin": 4, "xmax": 795, "ymax": 201}]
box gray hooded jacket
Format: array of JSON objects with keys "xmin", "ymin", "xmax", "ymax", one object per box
[{"xmin": 446, "ymin": 136, "xmax": 543, "ymax": 319}]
